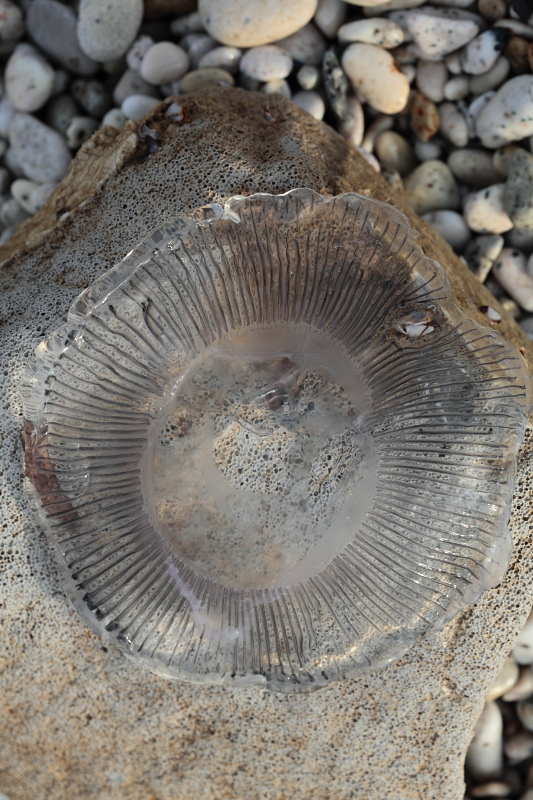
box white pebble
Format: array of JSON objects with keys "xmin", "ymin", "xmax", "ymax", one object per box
[
  {"xmin": 296, "ymin": 64, "xmax": 319, "ymax": 90},
  {"xmin": 493, "ymin": 248, "xmax": 533, "ymax": 311},
  {"xmin": 188, "ymin": 35, "xmax": 216, "ymax": 69},
  {"xmin": 113, "ymin": 69, "xmax": 158, "ymax": 106},
  {"xmin": 361, "ymin": 114, "xmax": 393, "ymax": 153},
  {"xmin": 8, "ymin": 112, "xmax": 71, "ymax": 183},
  {"xmin": 275, "ymin": 23, "xmax": 326, "ymax": 65},
  {"xmin": 338, "ymin": 95, "xmax": 365, "ymax": 147},
  {"xmin": 198, "ymin": 0, "xmax": 317, "ymax": 48},
  {"xmin": 338, "ymin": 18, "xmax": 404, "ymax": 48},
  {"xmin": 504, "ymin": 730, "xmax": 533, "ymax": 764},
  {"xmin": 170, "ymin": 12, "xmax": 204, "ymax": 37},
  {"xmin": 445, "ymin": 51, "xmax": 463, "ymax": 75},
  {"xmin": 198, "ymin": 46, "xmax": 242, "ymax": 73},
  {"xmin": 126, "ymin": 36, "xmax": 154, "ymax": 73},
  {"xmin": 342, "ymin": 43, "xmax": 410, "ymax": 114},
  {"xmin": 404, "ymin": 159, "xmax": 460, "ymax": 214},
  {"xmin": 504, "ymin": 667, "xmax": 533, "ymax": 701},
  {"xmin": 517, "ymin": 701, "xmax": 533, "ymax": 733},
  {"xmin": 291, "ymin": 90, "xmax": 325, "ymax": 120},
  {"xmin": 464, "ymin": 234, "xmax": 505, "ymax": 281},
  {"xmin": 486, "ymin": 658, "xmax": 520, "ymax": 702},
  {"xmin": 140, "ymin": 42, "xmax": 189, "ymax": 85},
  {"xmin": 512, "ymin": 609, "xmax": 533, "ymax": 664},
  {"xmin": 261, "ymin": 78, "xmax": 291, "ymax": 98},
  {"xmin": 0, "ymin": 0, "xmax": 24, "ymax": 41},
  {"xmin": 469, "ymin": 56, "xmax": 510, "ymax": 96},
  {"xmin": 314, "ymin": 0, "xmax": 346, "ymax": 38},
  {"xmin": 406, "ymin": 10, "xmax": 479, "ymax": 60},
  {"xmin": 240, "ymin": 45, "xmax": 293, "ymax": 81},
  {"xmin": 101, "ymin": 107, "xmax": 127, "ymax": 131},
  {"xmin": 448, "ymin": 148, "xmax": 501, "ymax": 187},
  {"xmin": 375, "ymin": 130, "xmax": 417, "ymax": 174},
  {"xmin": 476, "ymin": 76, "xmax": 533, "ymax": 149},
  {"xmin": 5, "ymin": 46, "xmax": 55, "ymax": 112},
  {"xmin": 444, "ymin": 75, "xmax": 470, "ymax": 101},
  {"xmin": 0, "ymin": 197, "xmax": 28, "ymax": 226},
  {"xmin": 77, "ymin": 0, "xmax": 143, "ymax": 62},
  {"xmin": 414, "ymin": 138, "xmax": 445, "ymax": 161},
  {"xmin": 121, "ymin": 94, "xmax": 160, "ymax": 121},
  {"xmin": 360, "ymin": 0, "xmax": 426, "ymax": 8},
  {"xmin": 465, "ymin": 702, "xmax": 503, "ymax": 783},
  {"xmin": 461, "ymin": 29, "xmax": 507, "ymax": 75},
  {"xmin": 464, "ymin": 184, "xmax": 514, "ymax": 234},
  {"xmin": 65, "ymin": 115, "xmax": 98, "ymax": 149},
  {"xmin": 10, "ymin": 177, "xmax": 39, "ymax": 214},
  {"xmin": 466, "ymin": 89, "xmax": 496, "ymax": 138},
  {"xmin": 439, "ymin": 102, "xmax": 468, "ymax": 147},
  {"xmin": 422, "ymin": 209, "xmax": 470, "ymax": 250},
  {"xmin": 416, "ymin": 60, "xmax": 447, "ymax": 102}
]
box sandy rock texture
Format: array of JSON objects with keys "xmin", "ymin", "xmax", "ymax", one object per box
[{"xmin": 1, "ymin": 87, "xmax": 532, "ymax": 800}]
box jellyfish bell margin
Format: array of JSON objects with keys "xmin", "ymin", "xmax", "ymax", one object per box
[{"xmin": 22, "ymin": 189, "xmax": 533, "ymax": 693}]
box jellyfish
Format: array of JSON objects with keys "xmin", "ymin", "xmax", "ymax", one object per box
[{"xmin": 23, "ymin": 190, "xmax": 532, "ymax": 692}]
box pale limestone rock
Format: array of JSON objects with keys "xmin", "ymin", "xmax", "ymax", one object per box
[
  {"xmin": 0, "ymin": 87, "xmax": 532, "ymax": 800},
  {"xmin": 198, "ymin": 0, "xmax": 318, "ymax": 48},
  {"xmin": 342, "ymin": 43, "xmax": 410, "ymax": 114}
]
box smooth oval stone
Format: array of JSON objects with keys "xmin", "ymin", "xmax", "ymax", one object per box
[
  {"xmin": 198, "ymin": 0, "xmax": 318, "ymax": 48},
  {"xmin": 65, "ymin": 115, "xmax": 98, "ymax": 149},
  {"xmin": 469, "ymin": 56, "xmax": 510, "ymax": 96},
  {"xmin": 8, "ymin": 112, "xmax": 71, "ymax": 183},
  {"xmin": 113, "ymin": 69, "xmax": 159, "ymax": 106},
  {"xmin": 416, "ymin": 60, "xmax": 447, "ymax": 102},
  {"xmin": 464, "ymin": 184, "xmax": 514, "ymax": 234},
  {"xmin": 198, "ymin": 46, "xmax": 242, "ymax": 73},
  {"xmin": 5, "ymin": 46, "xmax": 55, "ymax": 113},
  {"xmin": 406, "ymin": 10, "xmax": 479, "ymax": 60},
  {"xmin": 465, "ymin": 701, "xmax": 503, "ymax": 782},
  {"xmin": 461, "ymin": 29, "xmax": 507, "ymax": 75},
  {"xmin": 338, "ymin": 18, "xmax": 404, "ymax": 48},
  {"xmin": 140, "ymin": 42, "xmax": 190, "ymax": 85},
  {"xmin": 291, "ymin": 90, "xmax": 325, "ymax": 120},
  {"xmin": 421, "ymin": 209, "xmax": 471, "ymax": 251},
  {"xmin": 342, "ymin": 43, "xmax": 410, "ymax": 114},
  {"xmin": 275, "ymin": 23, "xmax": 326, "ymax": 65},
  {"xmin": 444, "ymin": 75, "xmax": 470, "ymax": 101},
  {"xmin": 439, "ymin": 102, "xmax": 469, "ymax": 148},
  {"xmin": 464, "ymin": 234, "xmax": 505, "ymax": 281},
  {"xmin": 404, "ymin": 159, "xmax": 460, "ymax": 214},
  {"xmin": 77, "ymin": 0, "xmax": 143, "ymax": 62},
  {"xmin": 374, "ymin": 130, "xmax": 417, "ymax": 175},
  {"xmin": 503, "ymin": 148, "xmax": 533, "ymax": 230},
  {"xmin": 448, "ymin": 148, "xmax": 501, "ymax": 187},
  {"xmin": 120, "ymin": 94, "xmax": 160, "ymax": 121},
  {"xmin": 486, "ymin": 658, "xmax": 520, "ymax": 701},
  {"xmin": 179, "ymin": 68, "xmax": 235, "ymax": 94},
  {"xmin": 10, "ymin": 178, "xmax": 39, "ymax": 214},
  {"xmin": 493, "ymin": 248, "xmax": 533, "ymax": 311},
  {"xmin": 314, "ymin": 0, "xmax": 346, "ymax": 38},
  {"xmin": 240, "ymin": 46, "xmax": 293, "ymax": 81},
  {"xmin": 26, "ymin": 0, "xmax": 98, "ymax": 76},
  {"xmin": 296, "ymin": 64, "xmax": 319, "ymax": 90}
]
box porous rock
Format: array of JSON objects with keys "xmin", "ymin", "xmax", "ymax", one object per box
[{"xmin": 0, "ymin": 87, "xmax": 532, "ymax": 800}]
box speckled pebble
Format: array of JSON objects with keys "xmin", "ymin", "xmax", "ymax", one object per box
[
  {"xmin": 493, "ymin": 144, "xmax": 522, "ymax": 176},
  {"xmin": 338, "ymin": 95, "xmax": 365, "ymax": 147},
  {"xmin": 406, "ymin": 9, "xmax": 479, "ymax": 60},
  {"xmin": 464, "ymin": 183, "xmax": 514, "ymax": 234},
  {"xmin": 416, "ymin": 60, "xmax": 448, "ymax": 102},
  {"xmin": 314, "ymin": 0, "xmax": 346, "ymax": 38},
  {"xmin": 240, "ymin": 46, "xmax": 293, "ymax": 81},
  {"xmin": 486, "ymin": 658, "xmax": 520, "ymax": 702},
  {"xmin": 493, "ymin": 247, "xmax": 533, "ymax": 310},
  {"xmin": 8, "ymin": 112, "xmax": 71, "ymax": 183},
  {"xmin": 342, "ymin": 43, "xmax": 410, "ymax": 114},
  {"xmin": 461, "ymin": 28, "xmax": 508, "ymax": 75},
  {"xmin": 469, "ymin": 55, "xmax": 510, "ymax": 95},
  {"xmin": 26, "ymin": 0, "xmax": 98, "ymax": 76},
  {"xmin": 476, "ymin": 75, "xmax": 533, "ymax": 148},
  {"xmin": 291, "ymin": 90, "xmax": 325, "ymax": 119},
  {"xmin": 198, "ymin": 0, "xmax": 318, "ymax": 48},
  {"xmin": 410, "ymin": 91, "xmax": 440, "ymax": 142},
  {"xmin": 338, "ymin": 18, "xmax": 404, "ymax": 48},
  {"xmin": 77, "ymin": 0, "xmax": 143, "ymax": 62},
  {"xmin": 140, "ymin": 42, "xmax": 190, "ymax": 85},
  {"xmin": 375, "ymin": 130, "xmax": 417, "ymax": 175},
  {"xmin": 65, "ymin": 115, "xmax": 98, "ymax": 149},
  {"xmin": 404, "ymin": 159, "xmax": 459, "ymax": 214},
  {"xmin": 179, "ymin": 68, "xmax": 235, "ymax": 94},
  {"xmin": 464, "ymin": 233, "xmax": 505, "ymax": 280},
  {"xmin": 275, "ymin": 23, "xmax": 326, "ymax": 65},
  {"xmin": 439, "ymin": 102, "xmax": 468, "ymax": 147},
  {"xmin": 421, "ymin": 208, "xmax": 471, "ymax": 250},
  {"xmin": 120, "ymin": 94, "xmax": 160, "ymax": 121},
  {"xmin": 503, "ymin": 148, "xmax": 533, "ymax": 230},
  {"xmin": 5, "ymin": 46, "xmax": 55, "ymax": 112},
  {"xmin": 198, "ymin": 46, "xmax": 242, "ymax": 73}
]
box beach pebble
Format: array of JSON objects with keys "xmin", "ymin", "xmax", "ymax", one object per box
[
  {"xmin": 338, "ymin": 18, "xmax": 404, "ymax": 48},
  {"xmin": 291, "ymin": 90, "xmax": 325, "ymax": 119},
  {"xmin": 406, "ymin": 10, "xmax": 479, "ymax": 60},
  {"xmin": 469, "ymin": 782, "xmax": 513, "ymax": 798},
  {"xmin": 314, "ymin": 0, "xmax": 346, "ymax": 38},
  {"xmin": 5, "ymin": 46, "xmax": 55, "ymax": 113},
  {"xmin": 410, "ymin": 91, "xmax": 440, "ymax": 142},
  {"xmin": 0, "ymin": 0, "xmax": 24, "ymax": 42},
  {"xmin": 275, "ymin": 23, "xmax": 326, "ymax": 65},
  {"xmin": 179, "ymin": 68, "xmax": 235, "ymax": 93},
  {"xmin": 404, "ymin": 159, "xmax": 460, "ymax": 214},
  {"xmin": 126, "ymin": 36, "xmax": 154, "ymax": 73},
  {"xmin": 9, "ymin": 178, "xmax": 39, "ymax": 214},
  {"xmin": 121, "ymin": 94, "xmax": 160, "ymax": 121},
  {"xmin": 464, "ymin": 184, "xmax": 514, "ymax": 234},
  {"xmin": 355, "ymin": 147, "xmax": 381, "ymax": 172},
  {"xmin": 360, "ymin": 0, "xmax": 426, "ymax": 8},
  {"xmin": 464, "ymin": 233, "xmax": 505, "ymax": 280},
  {"xmin": 445, "ymin": 51, "xmax": 463, "ymax": 74},
  {"xmin": 187, "ymin": 35, "xmax": 216, "ymax": 69},
  {"xmin": 513, "ymin": 610, "xmax": 533, "ymax": 665},
  {"xmin": 448, "ymin": 148, "xmax": 501, "ymax": 187},
  {"xmin": 262, "ymin": 78, "xmax": 291, "ymax": 97},
  {"xmin": 375, "ymin": 130, "xmax": 417, "ymax": 174},
  {"xmin": 414, "ymin": 137, "xmax": 445, "ymax": 161},
  {"xmin": 493, "ymin": 247, "xmax": 533, "ymax": 310},
  {"xmin": 476, "ymin": 75, "xmax": 533, "ymax": 148},
  {"xmin": 198, "ymin": 46, "xmax": 242, "ymax": 73},
  {"xmin": 504, "ymin": 731, "xmax": 533, "ymax": 764},
  {"xmin": 469, "ymin": 56, "xmax": 510, "ymax": 95},
  {"xmin": 493, "ymin": 145, "xmax": 522, "ymax": 176},
  {"xmin": 240, "ymin": 46, "xmax": 293, "ymax": 81},
  {"xmin": 503, "ymin": 148, "xmax": 533, "ymax": 230},
  {"xmin": 517, "ymin": 700, "xmax": 533, "ymax": 732},
  {"xmin": 8, "ymin": 112, "xmax": 71, "ymax": 183},
  {"xmin": 0, "ymin": 197, "xmax": 29, "ymax": 226},
  {"xmin": 65, "ymin": 115, "xmax": 98, "ymax": 149},
  {"xmin": 198, "ymin": 0, "xmax": 318, "ymax": 48},
  {"xmin": 439, "ymin": 102, "xmax": 468, "ymax": 147},
  {"xmin": 503, "ymin": 667, "xmax": 533, "ymax": 702},
  {"xmin": 416, "ymin": 60, "xmax": 447, "ymax": 102},
  {"xmin": 466, "ymin": 90, "xmax": 496, "ymax": 137},
  {"xmin": 71, "ymin": 79, "xmax": 112, "ymax": 118},
  {"xmin": 26, "ymin": 0, "xmax": 98, "ymax": 76},
  {"xmin": 361, "ymin": 114, "xmax": 393, "ymax": 153},
  {"xmin": 297, "ymin": 64, "xmax": 319, "ymax": 90},
  {"xmin": 338, "ymin": 95, "xmax": 365, "ymax": 147},
  {"xmin": 3, "ymin": 145, "xmax": 24, "ymax": 178},
  {"xmin": 422, "ymin": 209, "xmax": 471, "ymax": 250},
  {"xmin": 140, "ymin": 42, "xmax": 190, "ymax": 85},
  {"xmin": 77, "ymin": 0, "xmax": 143, "ymax": 62},
  {"xmin": 28, "ymin": 182, "xmax": 56, "ymax": 212},
  {"xmin": 487, "ymin": 659, "xmax": 521, "ymax": 702},
  {"xmin": 461, "ymin": 29, "xmax": 508, "ymax": 75},
  {"xmin": 101, "ymin": 108, "xmax": 127, "ymax": 131},
  {"xmin": 495, "ymin": 18, "xmax": 533, "ymax": 39},
  {"xmin": 478, "ymin": 0, "xmax": 507, "ymax": 22},
  {"xmin": 504, "ymin": 35, "xmax": 530, "ymax": 74},
  {"xmin": 342, "ymin": 43, "xmax": 410, "ymax": 114},
  {"xmin": 466, "ymin": 702, "xmax": 504, "ymax": 782},
  {"xmin": 170, "ymin": 11, "xmax": 204, "ymax": 37},
  {"xmin": 444, "ymin": 75, "xmax": 470, "ymax": 100},
  {"xmin": 508, "ymin": 227, "xmax": 533, "ymax": 253},
  {"xmin": 113, "ymin": 69, "xmax": 158, "ymax": 106},
  {"xmin": 322, "ymin": 48, "xmax": 350, "ymax": 121}
]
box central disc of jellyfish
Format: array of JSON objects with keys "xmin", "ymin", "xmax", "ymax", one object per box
[{"xmin": 147, "ymin": 324, "xmax": 374, "ymax": 590}]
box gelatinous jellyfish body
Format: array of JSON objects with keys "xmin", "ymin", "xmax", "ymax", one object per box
[{"xmin": 23, "ymin": 190, "xmax": 532, "ymax": 692}]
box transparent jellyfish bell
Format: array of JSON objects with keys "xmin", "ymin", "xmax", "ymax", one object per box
[{"xmin": 23, "ymin": 189, "xmax": 532, "ymax": 692}]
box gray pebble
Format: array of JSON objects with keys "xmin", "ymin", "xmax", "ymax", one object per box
[
  {"xmin": 0, "ymin": 0, "xmax": 24, "ymax": 42},
  {"xmin": 26, "ymin": 0, "xmax": 98, "ymax": 76},
  {"xmin": 422, "ymin": 209, "xmax": 471, "ymax": 251},
  {"xmin": 262, "ymin": 79, "xmax": 291, "ymax": 98},
  {"xmin": 503, "ymin": 148, "xmax": 533, "ymax": 230},
  {"xmin": 469, "ymin": 56, "xmax": 510, "ymax": 96},
  {"xmin": 0, "ymin": 196, "xmax": 29, "ymax": 225},
  {"xmin": 3, "ymin": 145, "xmax": 24, "ymax": 178},
  {"xmin": 126, "ymin": 35, "xmax": 154, "ymax": 73},
  {"xmin": 291, "ymin": 90, "xmax": 325, "ymax": 120},
  {"xmin": 321, "ymin": 48, "xmax": 349, "ymax": 122},
  {"xmin": 121, "ymin": 94, "xmax": 160, "ymax": 121},
  {"xmin": 464, "ymin": 233, "xmax": 505, "ymax": 280},
  {"xmin": 170, "ymin": 11, "xmax": 204, "ymax": 37},
  {"xmin": 10, "ymin": 177, "xmax": 39, "ymax": 213},
  {"xmin": 71, "ymin": 79, "xmax": 112, "ymax": 118},
  {"xmin": 338, "ymin": 95, "xmax": 365, "ymax": 147},
  {"xmin": 187, "ymin": 35, "xmax": 217, "ymax": 69},
  {"xmin": 179, "ymin": 68, "xmax": 234, "ymax": 94},
  {"xmin": 275, "ymin": 23, "xmax": 326, "ymax": 66},
  {"xmin": 113, "ymin": 69, "xmax": 158, "ymax": 106},
  {"xmin": 77, "ymin": 0, "xmax": 143, "ymax": 62},
  {"xmin": 461, "ymin": 28, "xmax": 507, "ymax": 75},
  {"xmin": 504, "ymin": 731, "xmax": 533, "ymax": 765},
  {"xmin": 375, "ymin": 130, "xmax": 417, "ymax": 175},
  {"xmin": 8, "ymin": 112, "xmax": 71, "ymax": 183},
  {"xmin": 198, "ymin": 46, "xmax": 242, "ymax": 74},
  {"xmin": 448, "ymin": 148, "xmax": 501, "ymax": 187},
  {"xmin": 314, "ymin": 0, "xmax": 346, "ymax": 39},
  {"xmin": 404, "ymin": 159, "xmax": 460, "ymax": 215},
  {"xmin": 65, "ymin": 115, "xmax": 98, "ymax": 149},
  {"xmin": 45, "ymin": 94, "xmax": 80, "ymax": 134}
]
